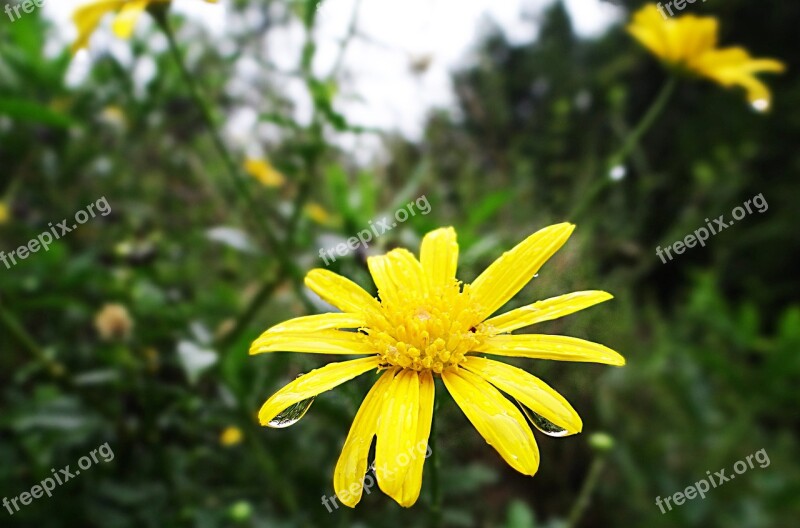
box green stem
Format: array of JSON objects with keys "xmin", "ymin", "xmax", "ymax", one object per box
[
  {"xmin": 0, "ymin": 301, "xmax": 64, "ymax": 376},
  {"xmin": 155, "ymin": 10, "xmax": 314, "ymax": 322},
  {"xmin": 570, "ymin": 77, "xmax": 676, "ymax": 220},
  {"xmin": 565, "ymin": 455, "xmax": 607, "ymax": 528},
  {"xmin": 609, "ymin": 76, "xmax": 677, "ymax": 168}
]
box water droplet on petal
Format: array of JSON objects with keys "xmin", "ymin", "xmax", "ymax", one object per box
[
  {"xmin": 751, "ymin": 99, "xmax": 769, "ymax": 112},
  {"xmin": 517, "ymin": 401, "xmax": 570, "ymax": 437},
  {"xmin": 609, "ymin": 165, "xmax": 626, "ymax": 181},
  {"xmin": 268, "ymin": 396, "xmax": 315, "ymax": 428}
]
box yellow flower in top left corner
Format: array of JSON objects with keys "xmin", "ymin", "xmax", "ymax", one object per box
[{"xmin": 71, "ymin": 0, "xmax": 218, "ymax": 54}]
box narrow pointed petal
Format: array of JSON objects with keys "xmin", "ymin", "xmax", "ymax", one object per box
[
  {"xmin": 420, "ymin": 227, "xmax": 459, "ymax": 289},
  {"xmin": 398, "ymin": 370, "xmax": 435, "ymax": 507},
  {"xmin": 483, "ymin": 291, "xmax": 613, "ymax": 334},
  {"xmin": 476, "ymin": 335, "xmax": 625, "ymax": 366},
  {"xmin": 258, "ymin": 356, "xmax": 379, "ymax": 425},
  {"xmin": 375, "ymin": 369, "xmax": 420, "ymax": 501},
  {"xmin": 462, "ymin": 356, "xmax": 582, "ymax": 435},
  {"xmin": 305, "ymin": 268, "xmax": 382, "ymax": 315},
  {"xmin": 71, "ymin": 0, "xmax": 126, "ymax": 54},
  {"xmin": 111, "ymin": 0, "xmax": 149, "ymax": 38},
  {"xmin": 442, "ymin": 368, "xmax": 539, "ymax": 475},
  {"xmin": 249, "ymin": 329, "xmax": 375, "ymax": 355},
  {"xmin": 468, "ymin": 223, "xmax": 575, "ymax": 320},
  {"xmin": 368, "ymin": 248, "xmax": 426, "ymax": 304},
  {"xmin": 261, "ymin": 313, "xmax": 366, "ymax": 334},
  {"xmin": 334, "ymin": 369, "xmax": 395, "ymax": 507}
]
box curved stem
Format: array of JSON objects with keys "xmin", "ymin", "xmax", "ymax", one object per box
[
  {"xmin": 565, "ymin": 455, "xmax": 607, "ymax": 528},
  {"xmin": 570, "ymin": 77, "xmax": 676, "ymax": 220},
  {"xmin": 609, "ymin": 76, "xmax": 677, "ymax": 168}
]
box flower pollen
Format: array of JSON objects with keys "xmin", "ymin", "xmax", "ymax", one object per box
[{"xmin": 365, "ymin": 280, "xmax": 488, "ymax": 373}]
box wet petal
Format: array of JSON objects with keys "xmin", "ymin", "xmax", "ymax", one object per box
[
  {"xmin": 484, "ymin": 291, "xmax": 613, "ymax": 334},
  {"xmin": 334, "ymin": 369, "xmax": 395, "ymax": 507},
  {"xmin": 398, "ymin": 370, "xmax": 435, "ymax": 507},
  {"xmin": 468, "ymin": 223, "xmax": 574, "ymax": 320},
  {"xmin": 375, "ymin": 369, "xmax": 420, "ymax": 501},
  {"xmin": 305, "ymin": 268, "xmax": 382, "ymax": 315},
  {"xmin": 462, "ymin": 356, "xmax": 582, "ymax": 435},
  {"xmin": 368, "ymin": 248, "xmax": 426, "ymax": 304},
  {"xmin": 442, "ymin": 368, "xmax": 539, "ymax": 475},
  {"xmin": 258, "ymin": 356, "xmax": 379, "ymax": 425},
  {"xmin": 249, "ymin": 329, "xmax": 375, "ymax": 355},
  {"xmin": 476, "ymin": 335, "xmax": 625, "ymax": 366},
  {"xmin": 420, "ymin": 227, "xmax": 459, "ymax": 289}
]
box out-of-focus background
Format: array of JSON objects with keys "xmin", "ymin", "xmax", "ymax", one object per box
[{"xmin": 1, "ymin": 0, "xmax": 798, "ymax": 526}]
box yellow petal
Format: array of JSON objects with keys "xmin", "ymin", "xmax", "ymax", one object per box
[
  {"xmin": 375, "ymin": 369, "xmax": 420, "ymax": 501},
  {"xmin": 305, "ymin": 269, "xmax": 382, "ymax": 316},
  {"xmin": 468, "ymin": 223, "xmax": 575, "ymax": 320},
  {"xmin": 693, "ymin": 47, "xmax": 785, "ymax": 106},
  {"xmin": 244, "ymin": 158, "xmax": 286, "ymax": 187},
  {"xmin": 442, "ymin": 368, "xmax": 539, "ymax": 475},
  {"xmin": 483, "ymin": 291, "xmax": 613, "ymax": 334},
  {"xmin": 420, "ymin": 227, "xmax": 459, "ymax": 289},
  {"xmin": 476, "ymin": 334, "xmax": 625, "ymax": 366},
  {"xmin": 398, "ymin": 370, "xmax": 434, "ymax": 507},
  {"xmin": 627, "ymin": 4, "xmax": 672, "ymax": 62},
  {"xmin": 334, "ymin": 369, "xmax": 395, "ymax": 507},
  {"xmin": 71, "ymin": 0, "xmax": 126, "ymax": 54},
  {"xmin": 249, "ymin": 329, "xmax": 375, "ymax": 355},
  {"xmin": 258, "ymin": 356, "xmax": 379, "ymax": 425},
  {"xmin": 368, "ymin": 248, "xmax": 426, "ymax": 304},
  {"xmin": 111, "ymin": 0, "xmax": 150, "ymax": 39},
  {"xmin": 461, "ymin": 356, "xmax": 582, "ymax": 435},
  {"xmin": 260, "ymin": 313, "xmax": 366, "ymax": 334}
]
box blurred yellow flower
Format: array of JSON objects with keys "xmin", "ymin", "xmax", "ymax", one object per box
[
  {"xmin": 0, "ymin": 202, "xmax": 9, "ymax": 225},
  {"xmin": 71, "ymin": 0, "xmax": 218, "ymax": 54},
  {"xmin": 220, "ymin": 426, "xmax": 244, "ymax": 446},
  {"xmin": 304, "ymin": 202, "xmax": 330, "ymax": 225},
  {"xmin": 251, "ymin": 224, "xmax": 624, "ymax": 507},
  {"xmin": 628, "ymin": 5, "xmax": 785, "ymax": 109},
  {"xmin": 243, "ymin": 158, "xmax": 286, "ymax": 188},
  {"xmin": 94, "ymin": 303, "xmax": 134, "ymax": 341}
]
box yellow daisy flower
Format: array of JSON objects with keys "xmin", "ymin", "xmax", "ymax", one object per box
[
  {"xmin": 0, "ymin": 202, "xmax": 9, "ymax": 225},
  {"xmin": 251, "ymin": 224, "xmax": 624, "ymax": 508},
  {"xmin": 628, "ymin": 4, "xmax": 785, "ymax": 109},
  {"xmin": 243, "ymin": 158, "xmax": 286, "ymax": 188},
  {"xmin": 71, "ymin": 0, "xmax": 218, "ymax": 54}
]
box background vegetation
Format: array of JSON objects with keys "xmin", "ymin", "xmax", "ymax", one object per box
[{"xmin": 1, "ymin": 0, "xmax": 798, "ymax": 526}]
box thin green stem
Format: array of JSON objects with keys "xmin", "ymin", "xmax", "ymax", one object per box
[
  {"xmin": 609, "ymin": 76, "xmax": 677, "ymax": 168},
  {"xmin": 570, "ymin": 77, "xmax": 676, "ymax": 220},
  {"xmin": 565, "ymin": 455, "xmax": 607, "ymax": 528},
  {"xmin": 0, "ymin": 301, "xmax": 64, "ymax": 376}
]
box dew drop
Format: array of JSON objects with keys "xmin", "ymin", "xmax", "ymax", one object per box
[
  {"xmin": 517, "ymin": 401, "xmax": 570, "ymax": 437},
  {"xmin": 609, "ymin": 165, "xmax": 626, "ymax": 181},
  {"xmin": 268, "ymin": 396, "xmax": 316, "ymax": 428},
  {"xmin": 751, "ymin": 99, "xmax": 769, "ymax": 112}
]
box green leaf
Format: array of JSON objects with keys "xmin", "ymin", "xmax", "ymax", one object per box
[{"xmin": 0, "ymin": 98, "xmax": 72, "ymax": 128}]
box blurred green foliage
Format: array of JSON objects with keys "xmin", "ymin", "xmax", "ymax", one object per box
[{"xmin": 1, "ymin": 1, "xmax": 798, "ymax": 527}]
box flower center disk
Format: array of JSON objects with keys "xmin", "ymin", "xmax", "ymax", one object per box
[{"xmin": 364, "ymin": 281, "xmax": 487, "ymax": 373}]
